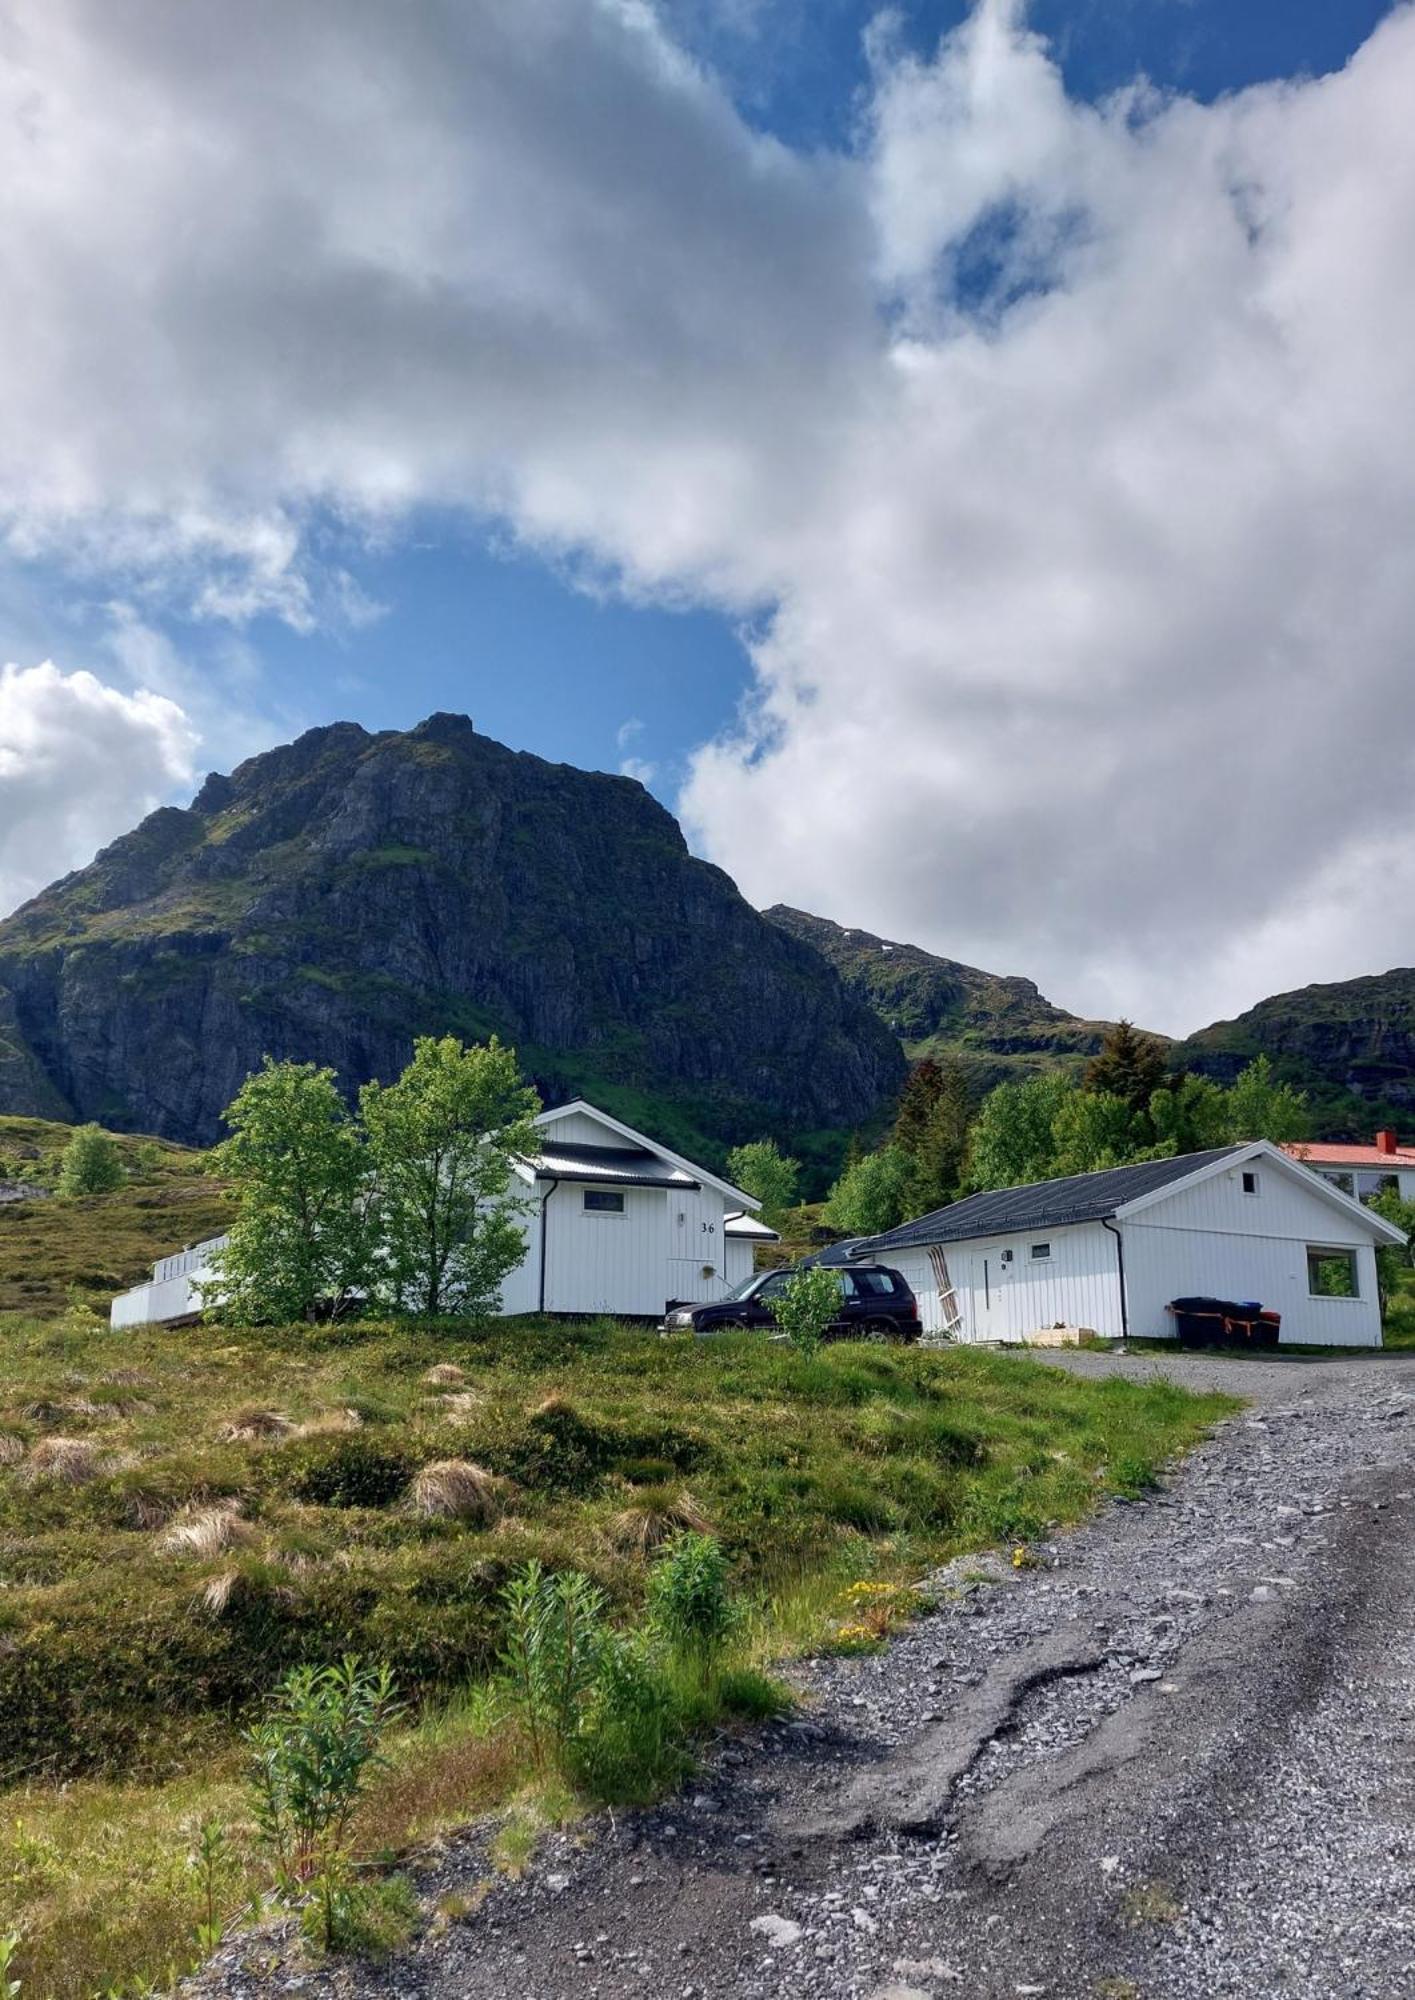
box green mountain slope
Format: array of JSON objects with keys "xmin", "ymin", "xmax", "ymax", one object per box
[
  {"xmin": 763, "ymin": 906, "xmax": 1133, "ymax": 1094},
  {"xmin": 0, "ymin": 716, "xmax": 903, "ymax": 1168},
  {"xmin": 1174, "ymin": 967, "xmax": 1415, "ymax": 1136}
]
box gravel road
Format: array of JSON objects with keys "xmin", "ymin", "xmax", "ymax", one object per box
[{"xmin": 191, "ymin": 1350, "xmax": 1415, "ymax": 2000}]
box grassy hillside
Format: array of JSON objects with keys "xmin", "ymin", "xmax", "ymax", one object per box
[
  {"xmin": 0, "ymin": 1311, "xmax": 1232, "ymax": 1996},
  {"xmin": 0, "ymin": 1116, "xmax": 232, "ymax": 1317}
]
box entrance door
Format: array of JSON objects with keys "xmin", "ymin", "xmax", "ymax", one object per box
[
  {"xmin": 668, "ymin": 1188, "xmax": 723, "ymax": 1298},
  {"xmin": 975, "ymin": 1247, "xmax": 1012, "ymax": 1341}
]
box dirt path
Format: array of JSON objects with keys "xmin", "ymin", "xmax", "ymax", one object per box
[{"xmin": 192, "ymin": 1351, "xmax": 1415, "ymax": 2000}]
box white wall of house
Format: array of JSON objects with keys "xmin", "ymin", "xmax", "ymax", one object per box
[
  {"xmin": 725, "ymin": 1234, "xmax": 755, "ymax": 1287},
  {"xmin": 1310, "ymin": 1163, "xmax": 1415, "ymax": 1201},
  {"xmin": 498, "ymin": 1179, "xmax": 738, "ymax": 1317},
  {"xmin": 1122, "ymin": 1157, "xmax": 1384, "ymax": 1346},
  {"xmin": 889, "ymin": 1154, "xmax": 1390, "ymax": 1348}
]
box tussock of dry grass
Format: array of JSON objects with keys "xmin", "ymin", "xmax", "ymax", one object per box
[
  {"xmin": 0, "ymin": 1431, "xmax": 25, "ymax": 1465},
  {"xmin": 216, "ymin": 1407, "xmax": 292, "ymax": 1443},
  {"xmin": 607, "ymin": 1486, "xmax": 712, "ymax": 1556},
  {"xmin": 422, "ymin": 1362, "xmax": 467, "ymax": 1388},
  {"xmin": 434, "ymin": 1389, "xmax": 483, "ymax": 1420},
  {"xmin": 103, "ymin": 1367, "xmax": 153, "ymax": 1388},
  {"xmin": 198, "ymin": 1564, "xmax": 299, "ymax": 1617},
  {"xmin": 21, "ymin": 1399, "xmax": 69, "ymax": 1426},
  {"xmin": 122, "ymin": 1488, "xmax": 175, "ymax": 1531},
  {"xmin": 407, "ymin": 1458, "xmax": 505, "ymax": 1524},
  {"xmin": 156, "ymin": 1501, "xmax": 255, "ymax": 1559},
  {"xmin": 20, "ymin": 1436, "xmax": 104, "ymax": 1485},
  {"xmin": 295, "ymin": 1406, "xmax": 363, "ymax": 1436}
]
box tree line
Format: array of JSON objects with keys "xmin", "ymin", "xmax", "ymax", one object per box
[{"xmin": 820, "ymin": 1023, "xmax": 1313, "ymax": 1238}]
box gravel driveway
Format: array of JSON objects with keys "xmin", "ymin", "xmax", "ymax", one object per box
[{"xmin": 191, "ymin": 1350, "xmax": 1415, "ymax": 2000}]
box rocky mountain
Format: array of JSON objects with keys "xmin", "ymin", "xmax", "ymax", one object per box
[
  {"xmin": 764, "ymin": 906, "xmax": 1130, "ymax": 1095},
  {"xmin": 1174, "ymin": 968, "xmax": 1415, "ymax": 1136},
  {"xmin": 0, "ymin": 716, "xmax": 903, "ymax": 1165}
]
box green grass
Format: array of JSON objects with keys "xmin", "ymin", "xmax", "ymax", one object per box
[
  {"xmin": 0, "ymin": 1116, "xmax": 232, "ymax": 1317},
  {"xmin": 0, "ymin": 1312, "xmax": 1235, "ymax": 1996}
]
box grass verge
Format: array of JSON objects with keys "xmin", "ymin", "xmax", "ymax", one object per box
[{"xmin": 0, "ymin": 1313, "xmax": 1236, "ymax": 1995}]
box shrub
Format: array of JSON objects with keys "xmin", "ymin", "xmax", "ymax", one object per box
[
  {"xmin": 246, "ymin": 1656, "xmax": 401, "ymax": 1951},
  {"xmin": 770, "ymin": 1266, "xmax": 840, "ymax": 1356},
  {"xmin": 647, "ymin": 1533, "xmax": 738, "ymax": 1680},
  {"xmin": 284, "ymin": 1438, "xmax": 414, "ymax": 1509},
  {"xmin": 56, "ymin": 1124, "xmax": 126, "ymax": 1199},
  {"xmin": 406, "ymin": 1460, "xmax": 504, "ymax": 1525},
  {"xmin": 568, "ymin": 1633, "xmax": 689, "ymax": 1805},
  {"xmin": 496, "ymin": 1561, "xmax": 607, "ymax": 1775}
]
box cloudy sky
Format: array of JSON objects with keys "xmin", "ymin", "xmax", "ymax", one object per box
[{"xmin": 0, "ymin": 0, "xmax": 1410, "ymax": 1034}]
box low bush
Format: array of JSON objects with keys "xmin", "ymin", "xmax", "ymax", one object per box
[{"xmin": 281, "ymin": 1437, "xmax": 416, "ymax": 1509}]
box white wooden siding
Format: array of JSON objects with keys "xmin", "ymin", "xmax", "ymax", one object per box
[
  {"xmin": 725, "ymin": 1236, "xmax": 755, "ymax": 1287},
  {"xmin": 543, "ymin": 1184, "xmax": 671, "ymax": 1316},
  {"xmin": 539, "ymin": 1109, "xmax": 627, "ymax": 1148},
  {"xmin": 1123, "ymin": 1157, "xmax": 1384, "ymax": 1345},
  {"xmin": 886, "ymin": 1226, "xmax": 1122, "ymax": 1342},
  {"xmin": 667, "ymin": 1184, "xmax": 727, "ymax": 1293}
]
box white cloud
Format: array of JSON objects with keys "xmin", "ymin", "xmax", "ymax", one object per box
[
  {"xmin": 0, "ymin": 662, "xmax": 198, "ymax": 914},
  {"xmin": 0, "ymin": 1, "xmax": 1413, "ymax": 1027}
]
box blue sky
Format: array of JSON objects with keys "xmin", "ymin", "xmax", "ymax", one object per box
[{"xmin": 1, "ymin": 0, "xmax": 1411, "ymax": 1031}]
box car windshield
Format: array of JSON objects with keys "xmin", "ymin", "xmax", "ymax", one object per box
[{"xmin": 719, "ymin": 1273, "xmax": 765, "ymax": 1302}]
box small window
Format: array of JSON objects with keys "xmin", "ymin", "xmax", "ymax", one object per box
[
  {"xmin": 1307, "ymin": 1247, "xmax": 1359, "ymax": 1298},
  {"xmin": 1030, "ymin": 1242, "xmax": 1051, "ymax": 1261},
  {"xmin": 583, "ymin": 1189, "xmax": 625, "ymax": 1215},
  {"xmin": 1241, "ymin": 1170, "xmax": 1259, "ymax": 1196},
  {"xmin": 1323, "ymin": 1170, "xmax": 1355, "ymax": 1196}
]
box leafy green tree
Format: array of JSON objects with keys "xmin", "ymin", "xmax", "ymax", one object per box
[
  {"xmin": 724, "ymin": 1139, "xmax": 799, "ymax": 1225},
  {"xmin": 966, "ymin": 1072, "xmax": 1073, "ymax": 1191},
  {"xmin": 1051, "ymin": 1090, "xmax": 1138, "ymax": 1176},
  {"xmin": 1369, "ymin": 1185, "xmax": 1415, "ymax": 1301},
  {"xmin": 1223, "ymin": 1056, "xmax": 1310, "ymax": 1145},
  {"xmin": 56, "ymin": 1122, "xmax": 126, "ymax": 1197},
  {"xmin": 207, "ymin": 1059, "xmax": 372, "ymax": 1323},
  {"xmin": 361, "ymin": 1035, "xmax": 540, "ymax": 1319},
  {"xmin": 1084, "ymin": 1020, "xmax": 1169, "ymax": 1116},
  {"xmin": 822, "ymin": 1144, "xmax": 913, "ymax": 1235},
  {"xmin": 1148, "ymin": 1074, "xmax": 1231, "ymax": 1155},
  {"xmin": 770, "ymin": 1263, "xmax": 841, "ymax": 1355}
]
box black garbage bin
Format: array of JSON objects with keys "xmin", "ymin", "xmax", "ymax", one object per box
[
  {"xmin": 1220, "ymin": 1298, "xmax": 1264, "ymax": 1343},
  {"xmin": 1168, "ymin": 1296, "xmax": 1227, "ymax": 1346}
]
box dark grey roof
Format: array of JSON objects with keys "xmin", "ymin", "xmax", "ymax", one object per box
[
  {"xmin": 535, "ymin": 1142, "xmax": 697, "ymax": 1189},
  {"xmin": 865, "ymin": 1147, "xmax": 1245, "ymax": 1252}
]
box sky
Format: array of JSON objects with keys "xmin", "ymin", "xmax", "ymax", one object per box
[{"xmin": 0, "ymin": 0, "xmax": 1411, "ymax": 1035}]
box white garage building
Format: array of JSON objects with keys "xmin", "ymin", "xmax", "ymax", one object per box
[
  {"xmin": 862, "ymin": 1140, "xmax": 1405, "ymax": 1349},
  {"xmin": 111, "ymin": 1099, "xmax": 771, "ymax": 1328}
]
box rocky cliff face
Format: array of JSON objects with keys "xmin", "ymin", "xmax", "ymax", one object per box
[
  {"xmin": 1174, "ymin": 969, "xmax": 1415, "ymax": 1133},
  {"xmin": 763, "ymin": 906, "xmax": 1124, "ymax": 1093},
  {"xmin": 0, "ymin": 716, "xmax": 903, "ymax": 1155}
]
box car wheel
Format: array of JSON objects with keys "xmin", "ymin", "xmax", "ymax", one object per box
[
  {"xmin": 718, "ymin": 1316, "xmax": 754, "ymax": 1331},
  {"xmin": 862, "ymin": 1317, "xmax": 900, "ymax": 1343}
]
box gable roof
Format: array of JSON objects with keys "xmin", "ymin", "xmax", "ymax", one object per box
[
  {"xmin": 1283, "ymin": 1140, "xmax": 1415, "ymax": 1169},
  {"xmin": 521, "ymin": 1100, "xmax": 758, "ymax": 1208},
  {"xmin": 866, "ymin": 1146, "xmax": 1247, "ymax": 1251},
  {"xmin": 865, "ymin": 1138, "xmax": 1407, "ymax": 1252}
]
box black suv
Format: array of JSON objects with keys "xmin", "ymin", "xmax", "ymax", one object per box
[{"xmin": 663, "ymin": 1263, "xmax": 922, "ymax": 1342}]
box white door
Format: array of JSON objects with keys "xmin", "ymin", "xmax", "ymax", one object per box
[
  {"xmin": 668, "ymin": 1188, "xmax": 724, "ymax": 1297},
  {"xmin": 975, "ymin": 1246, "xmax": 1013, "ymax": 1341}
]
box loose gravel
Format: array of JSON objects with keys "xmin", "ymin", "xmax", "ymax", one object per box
[{"xmin": 185, "ymin": 1349, "xmax": 1415, "ymax": 2000}]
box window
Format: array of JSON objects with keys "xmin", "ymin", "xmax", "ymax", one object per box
[
  {"xmin": 1322, "ymin": 1169, "xmax": 1355, "ymax": 1196},
  {"xmin": 583, "ymin": 1189, "xmax": 625, "ymax": 1215},
  {"xmin": 1241, "ymin": 1171, "xmax": 1259, "ymax": 1196},
  {"xmin": 755, "ymin": 1271, "xmax": 790, "ymax": 1299},
  {"xmin": 1307, "ymin": 1247, "xmax": 1359, "ymax": 1298},
  {"xmin": 851, "ymin": 1269, "xmax": 901, "ymax": 1296},
  {"xmin": 1030, "ymin": 1242, "xmax": 1051, "ymax": 1260}
]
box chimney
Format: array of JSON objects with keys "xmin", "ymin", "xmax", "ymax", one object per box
[{"xmin": 1375, "ymin": 1128, "xmax": 1399, "ymax": 1156}]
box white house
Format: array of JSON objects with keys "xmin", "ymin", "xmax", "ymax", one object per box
[
  {"xmin": 110, "ymin": 1099, "xmax": 769, "ymax": 1328},
  {"xmin": 1281, "ymin": 1129, "xmax": 1415, "ymax": 1202},
  {"xmin": 861, "ymin": 1141, "xmax": 1406, "ymax": 1349}
]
